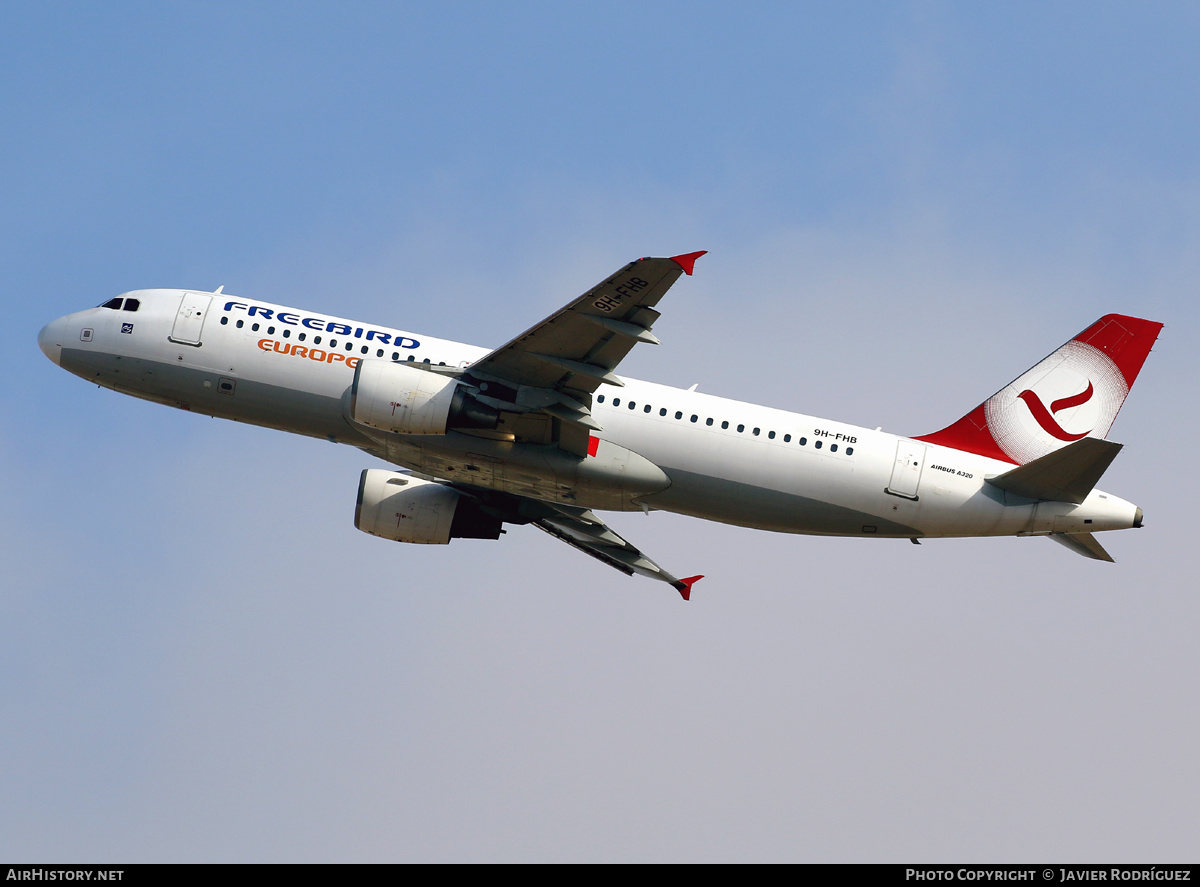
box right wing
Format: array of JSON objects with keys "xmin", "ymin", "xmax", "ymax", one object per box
[
  {"xmin": 439, "ymin": 482, "xmax": 703, "ymax": 599},
  {"xmin": 532, "ymin": 506, "xmax": 704, "ymax": 600}
]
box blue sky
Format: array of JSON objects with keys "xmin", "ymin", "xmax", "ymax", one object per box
[{"xmin": 3, "ymin": 2, "xmax": 1198, "ymax": 861}]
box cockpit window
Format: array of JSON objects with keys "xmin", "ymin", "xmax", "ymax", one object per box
[{"xmin": 99, "ymin": 297, "xmax": 140, "ymax": 310}]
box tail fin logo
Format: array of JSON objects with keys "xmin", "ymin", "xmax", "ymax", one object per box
[
  {"xmin": 915, "ymin": 314, "xmax": 1161, "ymax": 466},
  {"xmin": 1016, "ymin": 381, "xmax": 1095, "ymax": 442},
  {"xmin": 984, "ymin": 341, "xmax": 1128, "ymax": 463}
]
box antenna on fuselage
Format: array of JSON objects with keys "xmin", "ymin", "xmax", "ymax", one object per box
[{"xmin": 214, "ymin": 285, "xmax": 225, "ymax": 294}]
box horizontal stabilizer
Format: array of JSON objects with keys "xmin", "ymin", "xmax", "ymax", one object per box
[
  {"xmin": 986, "ymin": 436, "xmax": 1123, "ymax": 504},
  {"xmin": 1048, "ymin": 532, "xmax": 1115, "ymax": 562}
]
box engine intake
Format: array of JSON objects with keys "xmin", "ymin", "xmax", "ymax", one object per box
[
  {"xmin": 354, "ymin": 470, "xmax": 503, "ymax": 544},
  {"xmin": 350, "ymin": 359, "xmax": 500, "ymax": 435}
]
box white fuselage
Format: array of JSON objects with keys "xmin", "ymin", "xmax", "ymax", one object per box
[{"xmin": 38, "ymin": 289, "xmax": 1141, "ymax": 541}]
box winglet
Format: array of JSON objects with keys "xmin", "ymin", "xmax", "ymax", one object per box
[
  {"xmin": 669, "ymin": 251, "xmax": 707, "ymax": 276},
  {"xmin": 674, "ymin": 574, "xmax": 704, "ymax": 601}
]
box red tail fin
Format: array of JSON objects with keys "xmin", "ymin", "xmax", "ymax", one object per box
[{"xmin": 915, "ymin": 314, "xmax": 1162, "ymax": 465}]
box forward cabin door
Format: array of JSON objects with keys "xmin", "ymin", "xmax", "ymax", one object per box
[
  {"xmin": 169, "ymin": 292, "xmax": 212, "ymax": 346},
  {"xmin": 886, "ymin": 440, "xmax": 927, "ymax": 500}
]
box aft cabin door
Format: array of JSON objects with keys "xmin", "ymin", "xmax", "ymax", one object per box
[
  {"xmin": 169, "ymin": 292, "xmax": 212, "ymax": 346},
  {"xmin": 886, "ymin": 440, "xmax": 927, "ymax": 500}
]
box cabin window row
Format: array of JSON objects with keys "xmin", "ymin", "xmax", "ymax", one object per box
[
  {"xmin": 225, "ymin": 315, "xmax": 456, "ymax": 363},
  {"xmin": 594, "ymin": 393, "xmax": 854, "ymax": 455}
]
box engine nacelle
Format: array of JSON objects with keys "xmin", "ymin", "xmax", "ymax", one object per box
[
  {"xmin": 350, "ymin": 359, "xmax": 499, "ymax": 435},
  {"xmin": 354, "ymin": 469, "xmax": 503, "ymax": 544}
]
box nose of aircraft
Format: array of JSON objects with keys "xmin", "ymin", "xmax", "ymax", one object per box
[{"xmin": 38, "ymin": 317, "xmax": 64, "ymax": 366}]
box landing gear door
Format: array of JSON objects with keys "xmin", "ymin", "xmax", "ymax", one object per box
[
  {"xmin": 886, "ymin": 440, "xmax": 927, "ymax": 500},
  {"xmin": 169, "ymin": 292, "xmax": 212, "ymax": 346}
]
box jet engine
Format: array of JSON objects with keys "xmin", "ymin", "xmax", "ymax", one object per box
[
  {"xmin": 350, "ymin": 359, "xmax": 499, "ymax": 435},
  {"xmin": 354, "ymin": 469, "xmax": 503, "ymax": 544}
]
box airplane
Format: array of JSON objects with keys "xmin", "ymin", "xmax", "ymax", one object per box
[{"xmin": 37, "ymin": 252, "xmax": 1162, "ymax": 599}]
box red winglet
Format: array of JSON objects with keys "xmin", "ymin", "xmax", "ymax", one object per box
[
  {"xmin": 668, "ymin": 251, "xmax": 707, "ymax": 276},
  {"xmin": 675, "ymin": 575, "xmax": 704, "ymax": 601}
]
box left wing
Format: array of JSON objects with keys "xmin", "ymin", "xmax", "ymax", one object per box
[{"xmin": 462, "ymin": 252, "xmax": 705, "ymax": 455}]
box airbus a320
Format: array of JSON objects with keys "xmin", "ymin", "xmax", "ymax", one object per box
[{"xmin": 38, "ymin": 252, "xmax": 1162, "ymax": 599}]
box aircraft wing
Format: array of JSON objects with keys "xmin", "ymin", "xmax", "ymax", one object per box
[
  {"xmin": 469, "ymin": 251, "xmax": 704, "ymax": 391},
  {"xmin": 434, "ymin": 481, "xmax": 703, "ymax": 599},
  {"xmin": 462, "ymin": 252, "xmax": 704, "ymax": 454},
  {"xmin": 532, "ymin": 506, "xmax": 703, "ymax": 600}
]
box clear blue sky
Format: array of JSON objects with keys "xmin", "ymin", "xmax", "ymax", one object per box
[{"xmin": 3, "ymin": 1, "xmax": 1198, "ymax": 861}]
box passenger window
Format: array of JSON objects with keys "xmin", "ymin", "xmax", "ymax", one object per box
[
  {"xmin": 220, "ymin": 316, "xmax": 228, "ymax": 325},
  {"xmin": 815, "ymin": 440, "xmax": 822, "ymax": 449},
  {"xmin": 613, "ymin": 398, "xmax": 621, "ymax": 407},
  {"xmin": 768, "ymin": 431, "xmax": 775, "ymax": 439},
  {"xmin": 283, "ymin": 329, "xmax": 290, "ymax": 338},
  {"xmin": 690, "ymin": 415, "xmax": 698, "ymax": 423},
  {"xmin": 597, "ymin": 394, "xmax": 605, "ymax": 403},
  {"xmin": 675, "ymin": 411, "xmax": 683, "ymax": 420},
  {"xmin": 362, "ymin": 346, "xmax": 369, "ymax": 354},
  {"xmin": 267, "ymin": 326, "xmax": 275, "ymax": 335},
  {"xmin": 831, "ymin": 444, "xmax": 838, "ymax": 452},
  {"xmin": 721, "ymin": 421, "xmax": 729, "ymax": 429},
  {"xmin": 706, "ymin": 418, "xmax": 713, "ymax": 426},
  {"xmin": 784, "ymin": 434, "xmax": 791, "ymax": 442},
  {"xmin": 846, "ymin": 447, "xmax": 854, "ymax": 456},
  {"xmin": 392, "ymin": 352, "xmax": 399, "ymax": 360},
  {"xmin": 659, "ymin": 408, "xmax": 666, "ymax": 416},
  {"xmin": 123, "ymin": 299, "xmax": 140, "ymax": 312},
  {"xmin": 376, "ymin": 348, "xmax": 383, "ymax": 357},
  {"xmin": 252, "ymin": 323, "xmax": 259, "ymax": 332},
  {"xmin": 236, "ymin": 319, "xmax": 244, "ymax": 329},
  {"xmin": 628, "ymin": 401, "xmax": 636, "ymax": 409},
  {"xmin": 752, "ymin": 428, "xmax": 760, "ymax": 436},
  {"xmin": 298, "ymin": 332, "xmax": 306, "ymax": 342},
  {"xmin": 799, "ymin": 437, "xmax": 807, "ymax": 446},
  {"xmin": 644, "ymin": 404, "xmax": 651, "ymax": 413},
  {"xmin": 737, "ymin": 424, "xmax": 744, "ymax": 433}
]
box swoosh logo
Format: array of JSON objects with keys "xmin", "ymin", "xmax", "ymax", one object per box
[{"xmin": 1016, "ymin": 381, "xmax": 1094, "ymax": 441}]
